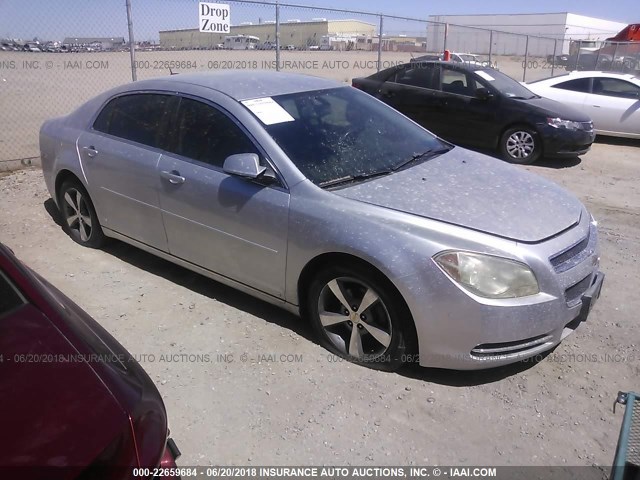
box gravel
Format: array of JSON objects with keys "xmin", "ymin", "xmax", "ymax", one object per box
[{"xmin": 1, "ymin": 137, "xmax": 638, "ymax": 466}]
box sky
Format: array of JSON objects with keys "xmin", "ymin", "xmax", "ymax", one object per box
[{"xmin": 0, "ymin": 0, "xmax": 637, "ymax": 42}]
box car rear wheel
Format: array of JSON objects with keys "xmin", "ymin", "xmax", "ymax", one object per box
[
  {"xmin": 500, "ymin": 126, "xmax": 541, "ymax": 164},
  {"xmin": 58, "ymin": 179, "xmax": 105, "ymax": 248},
  {"xmin": 307, "ymin": 264, "xmax": 413, "ymax": 371}
]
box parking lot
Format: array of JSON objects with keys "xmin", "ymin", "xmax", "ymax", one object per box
[
  {"xmin": 0, "ymin": 137, "xmax": 638, "ymax": 467},
  {"xmin": 0, "ymin": 50, "xmax": 555, "ymax": 165}
]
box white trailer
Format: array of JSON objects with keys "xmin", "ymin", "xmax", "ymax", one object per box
[{"xmin": 224, "ymin": 35, "xmax": 259, "ymax": 50}]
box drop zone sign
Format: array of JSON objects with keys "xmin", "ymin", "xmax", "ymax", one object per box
[{"xmin": 199, "ymin": 3, "xmax": 231, "ymax": 33}]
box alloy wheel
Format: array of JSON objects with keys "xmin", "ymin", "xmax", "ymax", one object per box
[
  {"xmin": 61, "ymin": 188, "xmax": 93, "ymax": 242},
  {"xmin": 317, "ymin": 277, "xmax": 392, "ymax": 359},
  {"xmin": 506, "ymin": 130, "xmax": 535, "ymax": 159}
]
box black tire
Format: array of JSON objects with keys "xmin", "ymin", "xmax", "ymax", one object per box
[
  {"xmin": 499, "ymin": 125, "xmax": 541, "ymax": 164},
  {"xmin": 307, "ymin": 263, "xmax": 415, "ymax": 372},
  {"xmin": 57, "ymin": 179, "xmax": 105, "ymax": 248}
]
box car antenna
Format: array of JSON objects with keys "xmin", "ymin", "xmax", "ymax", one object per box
[{"xmin": 168, "ymin": 68, "xmax": 179, "ymax": 76}]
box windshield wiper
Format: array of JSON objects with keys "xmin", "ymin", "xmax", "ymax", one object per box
[
  {"xmin": 319, "ymin": 169, "xmax": 392, "ymax": 188},
  {"xmin": 319, "ymin": 146, "xmax": 451, "ymax": 188},
  {"xmin": 392, "ymin": 146, "xmax": 451, "ymax": 172},
  {"xmin": 509, "ymin": 94, "xmax": 537, "ymax": 100}
]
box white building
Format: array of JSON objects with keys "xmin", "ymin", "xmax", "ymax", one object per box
[{"xmin": 426, "ymin": 13, "xmax": 627, "ymax": 57}]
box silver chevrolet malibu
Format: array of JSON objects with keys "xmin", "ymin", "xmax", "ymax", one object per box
[{"xmin": 39, "ymin": 71, "xmax": 604, "ymax": 371}]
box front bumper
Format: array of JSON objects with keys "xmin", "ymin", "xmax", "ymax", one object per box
[
  {"xmin": 539, "ymin": 124, "xmax": 596, "ymax": 158},
  {"xmin": 417, "ymin": 272, "xmax": 603, "ymax": 370},
  {"xmin": 402, "ymin": 216, "xmax": 603, "ymax": 370}
]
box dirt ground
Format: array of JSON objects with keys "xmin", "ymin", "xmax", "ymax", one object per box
[{"xmin": 0, "ymin": 137, "xmax": 638, "ymax": 469}]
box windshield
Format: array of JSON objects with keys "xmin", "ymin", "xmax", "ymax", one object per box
[
  {"xmin": 475, "ymin": 69, "xmax": 537, "ymax": 99},
  {"xmin": 459, "ymin": 54, "xmax": 479, "ymax": 62},
  {"xmin": 258, "ymin": 87, "xmax": 448, "ymax": 186}
]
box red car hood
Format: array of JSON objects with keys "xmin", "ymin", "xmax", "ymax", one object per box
[{"xmin": 0, "ymin": 304, "xmax": 128, "ymax": 472}]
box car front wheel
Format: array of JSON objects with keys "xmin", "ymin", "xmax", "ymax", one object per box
[
  {"xmin": 57, "ymin": 179, "xmax": 105, "ymax": 248},
  {"xmin": 307, "ymin": 264, "xmax": 413, "ymax": 371},
  {"xmin": 500, "ymin": 126, "xmax": 541, "ymax": 164}
]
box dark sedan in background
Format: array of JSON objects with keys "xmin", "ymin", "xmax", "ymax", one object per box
[
  {"xmin": 0, "ymin": 243, "xmax": 180, "ymax": 479},
  {"xmin": 353, "ymin": 61, "xmax": 595, "ymax": 164}
]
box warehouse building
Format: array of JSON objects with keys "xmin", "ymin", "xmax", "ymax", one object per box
[
  {"xmin": 160, "ymin": 19, "xmax": 376, "ymax": 50},
  {"xmin": 426, "ymin": 13, "xmax": 627, "ymax": 57}
]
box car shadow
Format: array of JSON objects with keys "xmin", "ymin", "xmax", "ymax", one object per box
[
  {"xmin": 102, "ymin": 240, "xmax": 316, "ymax": 343},
  {"xmin": 395, "ymin": 348, "xmax": 554, "ymax": 387},
  {"xmin": 44, "ymin": 199, "xmax": 543, "ymax": 385},
  {"xmin": 43, "ymin": 199, "xmax": 314, "ymax": 344},
  {"xmin": 469, "ymin": 146, "xmax": 582, "ymax": 169},
  {"xmin": 44, "ymin": 198, "xmax": 64, "ymax": 226},
  {"xmin": 594, "ymin": 136, "xmax": 640, "ymax": 147},
  {"xmin": 531, "ymin": 156, "xmax": 582, "ymax": 169}
]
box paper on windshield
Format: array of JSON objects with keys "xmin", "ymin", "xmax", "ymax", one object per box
[
  {"xmin": 241, "ymin": 97, "xmax": 295, "ymax": 125},
  {"xmin": 475, "ymin": 70, "xmax": 495, "ymax": 82}
]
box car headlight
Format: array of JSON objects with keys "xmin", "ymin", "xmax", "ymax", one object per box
[
  {"xmin": 547, "ymin": 117, "xmax": 582, "ymax": 130},
  {"xmin": 434, "ymin": 251, "xmax": 539, "ymax": 299}
]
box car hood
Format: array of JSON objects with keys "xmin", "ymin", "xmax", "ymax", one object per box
[
  {"xmin": 0, "ymin": 304, "xmax": 128, "ymax": 472},
  {"xmin": 513, "ymin": 95, "xmax": 591, "ymax": 122},
  {"xmin": 332, "ymin": 148, "xmax": 583, "ymax": 242}
]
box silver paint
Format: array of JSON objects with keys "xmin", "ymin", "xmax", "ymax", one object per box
[{"xmin": 39, "ymin": 71, "xmax": 602, "ymax": 370}]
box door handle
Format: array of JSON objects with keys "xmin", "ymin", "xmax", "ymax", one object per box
[
  {"xmin": 160, "ymin": 170, "xmax": 186, "ymax": 184},
  {"xmin": 82, "ymin": 146, "xmax": 98, "ymax": 157}
]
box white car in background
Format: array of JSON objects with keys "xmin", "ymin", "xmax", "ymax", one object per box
[
  {"xmin": 526, "ymin": 71, "xmax": 640, "ymax": 139},
  {"xmin": 450, "ymin": 53, "xmax": 486, "ymax": 66}
]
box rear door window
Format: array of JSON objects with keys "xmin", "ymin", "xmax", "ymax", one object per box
[
  {"xmin": 93, "ymin": 93, "xmax": 173, "ymax": 148},
  {"xmin": 392, "ymin": 64, "xmax": 440, "ymax": 90}
]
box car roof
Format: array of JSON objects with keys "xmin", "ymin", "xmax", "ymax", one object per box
[
  {"xmin": 125, "ymin": 71, "xmax": 341, "ymax": 101},
  {"xmin": 406, "ymin": 60, "xmax": 493, "ymax": 71},
  {"xmin": 531, "ymin": 70, "xmax": 640, "ymax": 84}
]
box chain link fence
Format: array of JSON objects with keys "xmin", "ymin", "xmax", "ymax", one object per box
[
  {"xmin": 0, "ymin": 0, "xmax": 635, "ymax": 168},
  {"xmin": 564, "ymin": 40, "xmax": 640, "ymax": 72}
]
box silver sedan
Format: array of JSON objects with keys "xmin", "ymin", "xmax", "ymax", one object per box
[{"xmin": 40, "ymin": 71, "xmax": 604, "ymax": 370}]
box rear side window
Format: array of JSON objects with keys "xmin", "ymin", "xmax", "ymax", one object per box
[
  {"xmin": 93, "ymin": 94, "xmax": 172, "ymax": 148},
  {"xmin": 392, "ymin": 64, "xmax": 440, "ymax": 90},
  {"xmin": 592, "ymin": 78, "xmax": 640, "ymax": 99},
  {"xmin": 166, "ymin": 97, "xmax": 259, "ymax": 168},
  {"xmin": 552, "ymin": 78, "xmax": 591, "ymax": 93},
  {"xmin": 0, "ymin": 269, "xmax": 26, "ymax": 317}
]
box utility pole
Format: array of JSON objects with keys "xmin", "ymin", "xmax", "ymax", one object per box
[{"xmin": 126, "ymin": 0, "xmax": 137, "ymax": 81}]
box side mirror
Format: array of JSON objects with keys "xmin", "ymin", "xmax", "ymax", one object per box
[
  {"xmin": 475, "ymin": 87, "xmax": 494, "ymax": 100},
  {"xmin": 223, "ymin": 153, "xmax": 266, "ymax": 179}
]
